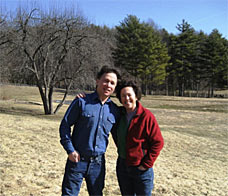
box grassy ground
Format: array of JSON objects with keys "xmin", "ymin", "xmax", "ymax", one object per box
[{"xmin": 0, "ymin": 84, "xmax": 227, "ymax": 195}]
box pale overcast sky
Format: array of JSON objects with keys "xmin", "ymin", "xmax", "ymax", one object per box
[{"xmin": 1, "ymin": 0, "xmax": 228, "ymax": 38}]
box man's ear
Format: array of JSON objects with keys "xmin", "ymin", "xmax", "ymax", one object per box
[{"xmin": 96, "ymin": 79, "xmax": 99, "ymax": 86}]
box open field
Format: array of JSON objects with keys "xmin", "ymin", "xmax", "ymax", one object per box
[{"xmin": 0, "ymin": 84, "xmax": 228, "ymax": 195}]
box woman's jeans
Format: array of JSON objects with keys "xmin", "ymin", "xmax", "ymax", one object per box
[
  {"xmin": 62, "ymin": 155, "xmax": 105, "ymax": 196},
  {"xmin": 116, "ymin": 157, "xmax": 154, "ymax": 196}
]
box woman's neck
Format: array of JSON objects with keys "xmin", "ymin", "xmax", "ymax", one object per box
[{"xmin": 126, "ymin": 106, "xmax": 137, "ymax": 114}]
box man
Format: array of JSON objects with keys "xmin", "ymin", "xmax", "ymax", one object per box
[{"xmin": 59, "ymin": 66, "xmax": 120, "ymax": 196}]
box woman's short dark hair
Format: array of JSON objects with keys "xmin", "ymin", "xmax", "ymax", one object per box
[
  {"xmin": 96, "ymin": 66, "xmax": 121, "ymax": 80},
  {"xmin": 116, "ymin": 79, "xmax": 142, "ymax": 103}
]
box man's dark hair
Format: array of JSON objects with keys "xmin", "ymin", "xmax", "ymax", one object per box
[
  {"xmin": 96, "ymin": 66, "xmax": 121, "ymax": 80},
  {"xmin": 116, "ymin": 79, "xmax": 142, "ymax": 103}
]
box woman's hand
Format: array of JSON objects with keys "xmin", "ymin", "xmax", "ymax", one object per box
[
  {"xmin": 138, "ymin": 165, "xmax": 147, "ymax": 171},
  {"xmin": 75, "ymin": 92, "xmax": 86, "ymax": 99}
]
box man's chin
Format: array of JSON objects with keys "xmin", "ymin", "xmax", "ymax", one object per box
[{"xmin": 104, "ymin": 91, "xmax": 112, "ymax": 96}]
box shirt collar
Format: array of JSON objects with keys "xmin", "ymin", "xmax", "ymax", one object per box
[
  {"xmin": 135, "ymin": 101, "xmax": 144, "ymax": 116},
  {"xmin": 91, "ymin": 91, "xmax": 112, "ymax": 104}
]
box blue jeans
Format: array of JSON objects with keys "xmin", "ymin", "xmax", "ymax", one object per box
[
  {"xmin": 62, "ymin": 155, "xmax": 105, "ymax": 196},
  {"xmin": 116, "ymin": 157, "xmax": 154, "ymax": 196}
]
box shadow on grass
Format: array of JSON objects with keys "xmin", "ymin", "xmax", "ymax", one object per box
[
  {"xmin": 0, "ymin": 104, "xmax": 63, "ymax": 122},
  {"xmin": 152, "ymin": 105, "xmax": 228, "ymax": 113},
  {"xmin": 0, "ymin": 106, "xmax": 41, "ymax": 116}
]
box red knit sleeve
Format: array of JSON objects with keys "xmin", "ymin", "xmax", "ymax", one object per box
[{"xmin": 141, "ymin": 112, "xmax": 164, "ymax": 168}]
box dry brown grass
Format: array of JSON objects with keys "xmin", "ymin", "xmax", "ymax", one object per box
[{"xmin": 0, "ymin": 85, "xmax": 227, "ymax": 195}]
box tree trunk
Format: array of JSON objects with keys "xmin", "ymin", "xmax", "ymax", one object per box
[
  {"xmin": 182, "ymin": 82, "xmax": 185, "ymax": 96},
  {"xmin": 48, "ymin": 86, "xmax": 53, "ymax": 114},
  {"xmin": 54, "ymin": 81, "xmax": 72, "ymax": 114},
  {"xmin": 54, "ymin": 89, "xmax": 68, "ymax": 114},
  {"xmin": 208, "ymin": 85, "xmax": 211, "ymax": 98},
  {"xmin": 37, "ymin": 83, "xmax": 49, "ymax": 114},
  {"xmin": 196, "ymin": 83, "xmax": 199, "ymax": 97},
  {"xmin": 165, "ymin": 78, "xmax": 168, "ymax": 96},
  {"xmin": 211, "ymin": 81, "xmax": 214, "ymax": 97}
]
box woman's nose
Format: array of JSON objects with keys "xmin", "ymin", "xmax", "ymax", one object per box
[{"xmin": 107, "ymin": 82, "xmax": 112, "ymax": 87}]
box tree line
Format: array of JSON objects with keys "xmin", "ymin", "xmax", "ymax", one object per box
[
  {"xmin": 113, "ymin": 16, "xmax": 228, "ymax": 98},
  {"xmin": 0, "ymin": 7, "xmax": 227, "ymax": 114}
]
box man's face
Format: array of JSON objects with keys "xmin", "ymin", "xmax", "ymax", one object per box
[{"xmin": 96, "ymin": 72, "xmax": 117, "ymax": 99}]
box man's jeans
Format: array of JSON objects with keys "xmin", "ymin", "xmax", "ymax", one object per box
[
  {"xmin": 62, "ymin": 155, "xmax": 105, "ymax": 196},
  {"xmin": 116, "ymin": 157, "xmax": 154, "ymax": 196}
]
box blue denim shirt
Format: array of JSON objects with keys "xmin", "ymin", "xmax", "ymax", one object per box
[{"xmin": 60, "ymin": 91, "xmax": 120, "ymax": 157}]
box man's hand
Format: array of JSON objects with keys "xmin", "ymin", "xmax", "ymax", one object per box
[{"xmin": 68, "ymin": 151, "xmax": 80, "ymax": 162}]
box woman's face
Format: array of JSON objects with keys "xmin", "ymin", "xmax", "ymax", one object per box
[{"xmin": 120, "ymin": 86, "xmax": 137, "ymax": 113}]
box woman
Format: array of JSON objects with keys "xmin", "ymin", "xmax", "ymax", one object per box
[
  {"xmin": 75, "ymin": 79, "xmax": 164, "ymax": 195},
  {"xmin": 113, "ymin": 79, "xmax": 164, "ymax": 196}
]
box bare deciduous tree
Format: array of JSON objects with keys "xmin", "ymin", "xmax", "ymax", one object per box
[{"xmin": 2, "ymin": 8, "xmax": 90, "ymax": 114}]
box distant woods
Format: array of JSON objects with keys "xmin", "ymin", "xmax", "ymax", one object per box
[{"xmin": 0, "ymin": 6, "xmax": 227, "ymax": 114}]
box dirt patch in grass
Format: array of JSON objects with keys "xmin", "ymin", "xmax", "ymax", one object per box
[{"xmin": 0, "ymin": 85, "xmax": 227, "ymax": 195}]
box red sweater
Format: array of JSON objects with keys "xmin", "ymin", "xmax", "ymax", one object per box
[{"xmin": 125, "ymin": 101, "xmax": 164, "ymax": 169}]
